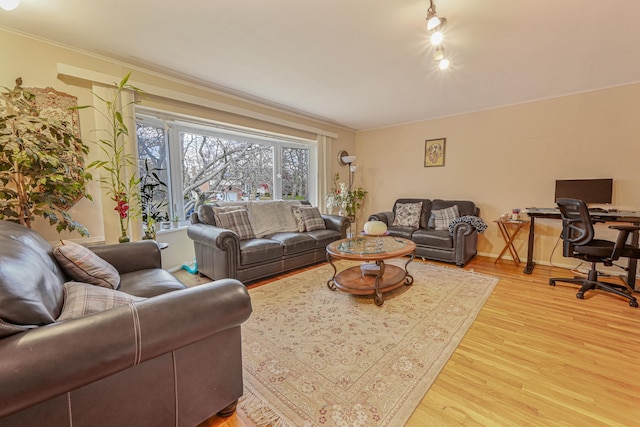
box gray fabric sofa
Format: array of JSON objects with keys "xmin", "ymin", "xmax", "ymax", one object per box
[
  {"xmin": 188, "ymin": 201, "xmax": 349, "ymax": 282},
  {"xmin": 368, "ymin": 198, "xmax": 481, "ymax": 266},
  {"xmin": 0, "ymin": 220, "xmax": 252, "ymax": 427}
]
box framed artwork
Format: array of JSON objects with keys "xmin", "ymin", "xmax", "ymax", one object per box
[
  {"xmin": 424, "ymin": 138, "xmax": 446, "ymax": 167},
  {"xmin": 27, "ymin": 86, "xmax": 84, "ymax": 210}
]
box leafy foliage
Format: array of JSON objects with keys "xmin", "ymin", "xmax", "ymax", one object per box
[
  {"xmin": 75, "ymin": 72, "xmax": 142, "ymax": 240},
  {"xmin": 0, "ymin": 78, "xmax": 92, "ymax": 235}
]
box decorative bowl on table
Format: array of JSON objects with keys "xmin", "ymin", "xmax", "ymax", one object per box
[{"xmin": 363, "ymin": 220, "xmax": 388, "ymax": 236}]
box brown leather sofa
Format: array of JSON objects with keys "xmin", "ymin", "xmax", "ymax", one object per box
[
  {"xmin": 0, "ymin": 220, "xmax": 252, "ymax": 427},
  {"xmin": 368, "ymin": 198, "xmax": 481, "ymax": 266},
  {"xmin": 188, "ymin": 202, "xmax": 349, "ymax": 282}
]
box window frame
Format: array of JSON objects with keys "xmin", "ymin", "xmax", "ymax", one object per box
[{"xmin": 136, "ymin": 109, "xmax": 318, "ymax": 220}]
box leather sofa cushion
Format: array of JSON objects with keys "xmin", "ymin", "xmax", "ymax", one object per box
[
  {"xmin": 266, "ymin": 232, "xmax": 316, "ymax": 255},
  {"xmin": 386, "ymin": 226, "xmax": 416, "ymax": 240},
  {"xmin": 306, "ymin": 229, "xmax": 342, "ymax": 248},
  {"xmin": 118, "ymin": 269, "xmax": 186, "ymax": 298},
  {"xmin": 0, "ymin": 222, "xmax": 65, "ymax": 333},
  {"xmin": 412, "ymin": 229, "xmax": 454, "ymax": 249},
  {"xmin": 240, "ymin": 238, "xmax": 283, "ymax": 265}
]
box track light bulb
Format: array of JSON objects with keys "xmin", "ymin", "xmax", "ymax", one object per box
[
  {"xmin": 0, "ymin": 0, "xmax": 19, "ymax": 10},
  {"xmin": 433, "ymin": 46, "xmax": 445, "ymax": 61},
  {"xmin": 430, "ymin": 31, "xmax": 444, "ymax": 46},
  {"xmin": 426, "ymin": 14, "xmax": 441, "ymax": 31}
]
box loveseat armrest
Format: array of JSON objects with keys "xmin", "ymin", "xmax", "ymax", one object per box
[
  {"xmin": 187, "ymin": 223, "xmax": 241, "ymax": 249},
  {"xmin": 368, "ymin": 211, "xmax": 394, "ymax": 226},
  {"xmin": 322, "ymin": 214, "xmax": 350, "ymax": 238},
  {"xmin": 90, "ymin": 240, "xmax": 162, "ymax": 274},
  {"xmin": 0, "ymin": 279, "xmax": 252, "ymax": 419},
  {"xmin": 451, "ymin": 222, "xmax": 479, "ymax": 266}
]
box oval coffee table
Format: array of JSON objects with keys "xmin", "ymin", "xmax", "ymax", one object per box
[{"xmin": 326, "ymin": 236, "xmax": 416, "ymax": 306}]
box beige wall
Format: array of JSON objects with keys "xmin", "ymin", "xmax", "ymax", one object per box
[
  {"xmin": 356, "ymin": 84, "xmax": 640, "ymax": 271},
  {"xmin": 1, "ymin": 28, "xmax": 355, "ymax": 269}
]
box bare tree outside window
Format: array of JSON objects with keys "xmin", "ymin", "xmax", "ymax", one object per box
[
  {"xmin": 282, "ymin": 147, "xmax": 309, "ymax": 200},
  {"xmin": 180, "ymin": 132, "xmax": 274, "ymax": 215},
  {"xmin": 136, "ymin": 116, "xmax": 312, "ymax": 221}
]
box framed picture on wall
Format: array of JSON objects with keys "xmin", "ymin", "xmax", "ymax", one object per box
[{"xmin": 424, "ymin": 138, "xmax": 446, "ymax": 167}]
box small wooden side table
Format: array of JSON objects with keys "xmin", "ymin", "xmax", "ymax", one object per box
[{"xmin": 494, "ymin": 218, "xmax": 530, "ymax": 266}]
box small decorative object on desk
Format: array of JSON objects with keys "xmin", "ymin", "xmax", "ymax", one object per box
[
  {"xmin": 363, "ymin": 220, "xmax": 387, "ymax": 236},
  {"xmin": 511, "ymin": 208, "xmax": 521, "ymax": 220}
]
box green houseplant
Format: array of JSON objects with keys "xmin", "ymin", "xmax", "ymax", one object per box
[
  {"xmin": 139, "ymin": 158, "xmax": 168, "ymax": 239},
  {"xmin": 76, "ymin": 72, "xmax": 142, "ymax": 242},
  {"xmin": 0, "ymin": 78, "xmax": 92, "ymax": 235}
]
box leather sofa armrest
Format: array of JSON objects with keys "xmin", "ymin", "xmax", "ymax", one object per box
[
  {"xmin": 187, "ymin": 223, "xmax": 240, "ymax": 249},
  {"xmin": 322, "ymin": 214, "xmax": 350, "ymax": 237},
  {"xmin": 368, "ymin": 211, "xmax": 394, "ymax": 226},
  {"xmin": 0, "ymin": 279, "xmax": 252, "ymax": 419},
  {"xmin": 91, "ymin": 240, "xmax": 162, "ymax": 274}
]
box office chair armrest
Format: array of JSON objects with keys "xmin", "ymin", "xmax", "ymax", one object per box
[{"xmin": 609, "ymin": 224, "xmax": 640, "ymax": 259}]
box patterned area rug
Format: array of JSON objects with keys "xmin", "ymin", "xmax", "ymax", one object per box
[{"xmin": 240, "ymin": 260, "xmax": 499, "ymax": 426}]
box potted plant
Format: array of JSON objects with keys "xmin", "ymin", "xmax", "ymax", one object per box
[
  {"xmin": 326, "ymin": 173, "xmax": 367, "ymax": 220},
  {"xmin": 0, "ymin": 78, "xmax": 92, "ymax": 235},
  {"xmin": 139, "ymin": 158, "xmax": 168, "ymax": 237},
  {"xmin": 171, "ymin": 214, "xmax": 180, "ymax": 228},
  {"xmin": 76, "ymin": 72, "xmax": 142, "ymax": 243}
]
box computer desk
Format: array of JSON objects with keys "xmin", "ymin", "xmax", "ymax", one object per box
[{"xmin": 522, "ymin": 208, "xmax": 640, "ymax": 291}]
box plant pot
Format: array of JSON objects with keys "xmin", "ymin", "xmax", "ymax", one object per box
[{"xmin": 171, "ymin": 221, "xmax": 179, "ymax": 228}]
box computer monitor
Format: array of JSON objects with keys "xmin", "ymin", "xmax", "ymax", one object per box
[{"xmin": 554, "ymin": 178, "xmax": 613, "ymax": 204}]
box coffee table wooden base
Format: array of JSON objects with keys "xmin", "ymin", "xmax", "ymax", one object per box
[{"xmin": 327, "ymin": 258, "xmax": 414, "ymax": 306}]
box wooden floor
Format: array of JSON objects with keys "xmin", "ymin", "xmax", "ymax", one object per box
[{"xmin": 179, "ymin": 256, "xmax": 640, "ymax": 426}]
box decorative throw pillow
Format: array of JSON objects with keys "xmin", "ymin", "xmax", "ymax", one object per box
[
  {"xmin": 57, "ymin": 281, "xmax": 146, "ymax": 322},
  {"xmin": 392, "ymin": 202, "xmax": 423, "ymax": 228},
  {"xmin": 216, "ymin": 209, "xmax": 256, "ymax": 240},
  {"xmin": 300, "ymin": 207, "xmax": 326, "ymax": 232},
  {"xmin": 54, "ymin": 240, "xmax": 121, "ymax": 289},
  {"xmin": 431, "ymin": 205, "xmax": 460, "ymax": 230},
  {"xmin": 211, "ymin": 206, "xmax": 247, "ymax": 227},
  {"xmin": 291, "ymin": 205, "xmax": 308, "ymax": 232}
]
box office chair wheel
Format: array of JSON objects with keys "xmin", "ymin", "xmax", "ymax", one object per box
[
  {"xmin": 576, "ymin": 292, "xmax": 585, "ymax": 299},
  {"xmin": 549, "ymin": 279, "xmax": 556, "ymax": 286},
  {"xmin": 630, "ymin": 299, "xmax": 638, "ymax": 308}
]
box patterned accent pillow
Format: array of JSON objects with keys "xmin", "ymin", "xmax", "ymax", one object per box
[
  {"xmin": 431, "ymin": 205, "xmax": 460, "ymax": 230},
  {"xmin": 291, "ymin": 206, "xmax": 307, "ymax": 232},
  {"xmin": 392, "ymin": 202, "xmax": 423, "ymax": 228},
  {"xmin": 216, "ymin": 209, "xmax": 256, "ymax": 240},
  {"xmin": 300, "ymin": 207, "xmax": 326, "ymax": 231},
  {"xmin": 211, "ymin": 206, "xmax": 247, "ymax": 227},
  {"xmin": 57, "ymin": 281, "xmax": 146, "ymax": 322},
  {"xmin": 54, "ymin": 240, "xmax": 121, "ymax": 289}
]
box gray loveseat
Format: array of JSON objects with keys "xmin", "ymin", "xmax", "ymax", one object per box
[
  {"xmin": 188, "ymin": 200, "xmax": 349, "ymax": 282},
  {"xmin": 368, "ymin": 198, "xmax": 481, "ymax": 266},
  {"xmin": 0, "ymin": 220, "xmax": 252, "ymax": 427}
]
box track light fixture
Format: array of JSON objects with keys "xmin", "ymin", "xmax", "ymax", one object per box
[
  {"xmin": 0, "ymin": 0, "xmax": 19, "ymax": 11},
  {"xmin": 426, "ymin": 0, "xmax": 450, "ymax": 70}
]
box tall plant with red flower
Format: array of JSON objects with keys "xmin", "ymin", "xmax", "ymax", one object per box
[{"xmin": 76, "ymin": 73, "xmax": 142, "ymax": 242}]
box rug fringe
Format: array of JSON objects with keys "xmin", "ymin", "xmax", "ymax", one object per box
[{"xmin": 240, "ymin": 388, "xmax": 288, "ymax": 427}]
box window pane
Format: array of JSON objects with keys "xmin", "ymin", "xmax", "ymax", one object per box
[
  {"xmin": 180, "ymin": 132, "xmax": 274, "ymax": 216},
  {"xmin": 281, "ymin": 146, "xmax": 309, "ymax": 200},
  {"xmin": 136, "ymin": 123, "xmax": 169, "ymax": 223}
]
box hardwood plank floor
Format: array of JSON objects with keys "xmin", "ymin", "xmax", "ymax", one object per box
[{"xmin": 182, "ymin": 256, "xmax": 640, "ymax": 426}]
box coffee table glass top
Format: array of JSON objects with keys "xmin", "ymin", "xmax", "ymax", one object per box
[{"xmin": 333, "ymin": 236, "xmax": 409, "ymax": 255}]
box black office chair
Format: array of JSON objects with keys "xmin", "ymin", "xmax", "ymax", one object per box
[{"xmin": 549, "ymin": 198, "xmax": 639, "ymax": 307}]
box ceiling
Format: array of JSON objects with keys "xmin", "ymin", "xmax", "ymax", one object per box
[{"xmin": 2, "ymin": 0, "xmax": 640, "ymax": 131}]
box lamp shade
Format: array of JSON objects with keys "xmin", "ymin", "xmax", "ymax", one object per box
[{"xmin": 341, "ymin": 155, "xmax": 357, "ymax": 165}]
